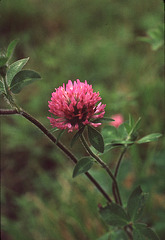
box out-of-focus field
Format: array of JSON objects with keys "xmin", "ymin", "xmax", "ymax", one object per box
[{"xmin": 0, "ymin": 0, "xmax": 164, "ymax": 239}]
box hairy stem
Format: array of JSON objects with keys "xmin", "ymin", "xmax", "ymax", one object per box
[
  {"xmin": 80, "ymin": 133, "xmax": 122, "ymax": 205},
  {"xmin": 0, "ymin": 108, "xmax": 112, "ymax": 203}
]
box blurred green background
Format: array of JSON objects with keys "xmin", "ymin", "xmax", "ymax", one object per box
[{"xmin": 0, "ymin": 0, "xmax": 164, "ymax": 239}]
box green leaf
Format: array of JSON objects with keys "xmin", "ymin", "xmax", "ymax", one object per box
[
  {"xmin": 56, "ymin": 129, "xmax": 65, "ymax": 144},
  {"xmin": 0, "ymin": 80, "xmax": 4, "ymax": 94},
  {"xmin": 127, "ymin": 186, "xmax": 148, "ymax": 222},
  {"xmin": 72, "ymin": 157, "xmax": 94, "ymax": 178},
  {"xmin": 111, "ymin": 229, "xmax": 128, "ymax": 240},
  {"xmin": 102, "ymin": 126, "xmax": 118, "ymax": 143},
  {"xmin": 99, "ymin": 203, "xmax": 130, "ymax": 227},
  {"xmin": 129, "ymin": 114, "xmax": 134, "ymax": 128},
  {"xmin": 92, "ymin": 117, "xmax": 115, "ymax": 123},
  {"xmin": 133, "ymin": 223, "xmax": 160, "ymax": 240},
  {"xmin": 10, "ymin": 70, "xmax": 41, "ymax": 94},
  {"xmin": 6, "ymin": 39, "xmax": 19, "ymax": 60},
  {"xmin": 88, "ymin": 125, "xmax": 104, "ymax": 153},
  {"xmin": 117, "ymin": 123, "xmax": 128, "ymax": 139},
  {"xmin": 138, "ymin": 25, "xmax": 163, "ymax": 51},
  {"xmin": 70, "ymin": 126, "xmax": 85, "ymax": 147},
  {"xmin": 0, "ymin": 56, "xmax": 8, "ymax": 67},
  {"xmin": 137, "ymin": 133, "xmax": 162, "ymax": 144},
  {"xmin": 130, "ymin": 117, "xmax": 141, "ymax": 136},
  {"xmin": 49, "ymin": 127, "xmax": 59, "ymax": 133},
  {"xmin": 7, "ymin": 58, "xmax": 29, "ymax": 85},
  {"xmin": 133, "ymin": 227, "xmax": 146, "ymax": 240}
]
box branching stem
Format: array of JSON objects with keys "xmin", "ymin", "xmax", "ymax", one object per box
[
  {"xmin": 80, "ymin": 133, "xmax": 122, "ymax": 205},
  {"xmin": 0, "ymin": 108, "xmax": 112, "ymax": 203}
]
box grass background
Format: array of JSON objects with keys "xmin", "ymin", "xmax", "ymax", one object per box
[{"xmin": 0, "ymin": 0, "xmax": 164, "ymax": 239}]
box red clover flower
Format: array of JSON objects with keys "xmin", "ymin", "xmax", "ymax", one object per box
[{"xmin": 48, "ymin": 79, "xmax": 106, "ymax": 132}]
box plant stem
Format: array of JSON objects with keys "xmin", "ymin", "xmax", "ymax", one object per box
[
  {"xmin": 2, "ymin": 76, "xmax": 21, "ymax": 111},
  {"xmin": 112, "ymin": 147, "xmax": 127, "ymax": 205},
  {"xmin": 80, "ymin": 133, "xmax": 122, "ymax": 205},
  {"xmin": 0, "ymin": 108, "xmax": 112, "ymax": 203},
  {"xmin": 114, "ymin": 147, "xmax": 127, "ymax": 178}
]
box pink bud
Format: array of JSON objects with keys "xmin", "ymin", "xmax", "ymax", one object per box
[{"xmin": 110, "ymin": 114, "xmax": 124, "ymax": 128}]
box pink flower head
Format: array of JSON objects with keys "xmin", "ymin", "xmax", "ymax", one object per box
[
  {"xmin": 48, "ymin": 79, "xmax": 106, "ymax": 132},
  {"xmin": 110, "ymin": 114, "xmax": 124, "ymax": 128}
]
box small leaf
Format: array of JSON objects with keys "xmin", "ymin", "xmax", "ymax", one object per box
[
  {"xmin": 130, "ymin": 117, "xmax": 141, "ymax": 135},
  {"xmin": 70, "ymin": 126, "xmax": 85, "ymax": 147},
  {"xmin": 0, "ymin": 80, "xmax": 4, "ymax": 94},
  {"xmin": 134, "ymin": 223, "xmax": 160, "ymax": 240},
  {"xmin": 0, "ymin": 56, "xmax": 8, "ymax": 67},
  {"xmin": 127, "ymin": 186, "xmax": 148, "ymax": 222},
  {"xmin": 102, "ymin": 125, "xmax": 118, "ymax": 142},
  {"xmin": 137, "ymin": 133, "xmax": 162, "ymax": 144},
  {"xmin": 6, "ymin": 39, "xmax": 19, "ymax": 60},
  {"xmin": 117, "ymin": 123, "xmax": 128, "ymax": 139},
  {"xmin": 49, "ymin": 127, "xmax": 59, "ymax": 133},
  {"xmin": 88, "ymin": 125, "xmax": 104, "ymax": 153},
  {"xmin": 99, "ymin": 203, "xmax": 130, "ymax": 227},
  {"xmin": 72, "ymin": 157, "xmax": 94, "ymax": 178},
  {"xmin": 7, "ymin": 58, "xmax": 29, "ymax": 85},
  {"xmin": 10, "ymin": 69, "xmax": 41, "ymax": 94},
  {"xmin": 56, "ymin": 129, "xmax": 65, "ymax": 144}
]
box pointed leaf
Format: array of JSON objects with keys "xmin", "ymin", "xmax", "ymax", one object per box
[
  {"xmin": 70, "ymin": 126, "xmax": 85, "ymax": 147},
  {"xmin": 92, "ymin": 117, "xmax": 115, "ymax": 123},
  {"xmin": 134, "ymin": 223, "xmax": 160, "ymax": 240},
  {"xmin": 6, "ymin": 39, "xmax": 19, "ymax": 60},
  {"xmin": 99, "ymin": 203, "xmax": 130, "ymax": 227},
  {"xmin": 88, "ymin": 125, "xmax": 104, "ymax": 153},
  {"xmin": 0, "ymin": 56, "xmax": 8, "ymax": 67},
  {"xmin": 56, "ymin": 129, "xmax": 65, "ymax": 144},
  {"xmin": 72, "ymin": 157, "xmax": 94, "ymax": 178},
  {"xmin": 7, "ymin": 58, "xmax": 29, "ymax": 85},
  {"xmin": 10, "ymin": 70, "xmax": 41, "ymax": 94},
  {"xmin": 127, "ymin": 186, "xmax": 148, "ymax": 222},
  {"xmin": 117, "ymin": 123, "xmax": 128, "ymax": 139},
  {"xmin": 137, "ymin": 133, "xmax": 162, "ymax": 144},
  {"xmin": 129, "ymin": 114, "xmax": 134, "ymax": 128},
  {"xmin": 49, "ymin": 127, "xmax": 59, "ymax": 133},
  {"xmin": 130, "ymin": 117, "xmax": 141, "ymax": 135}
]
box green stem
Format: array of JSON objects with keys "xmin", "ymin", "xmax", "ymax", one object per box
[
  {"xmin": 80, "ymin": 133, "xmax": 122, "ymax": 205},
  {"xmin": 2, "ymin": 75, "xmax": 21, "ymax": 112},
  {"xmin": 114, "ymin": 147, "xmax": 127, "ymax": 178},
  {"xmin": 112, "ymin": 147, "xmax": 127, "ymax": 205}
]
